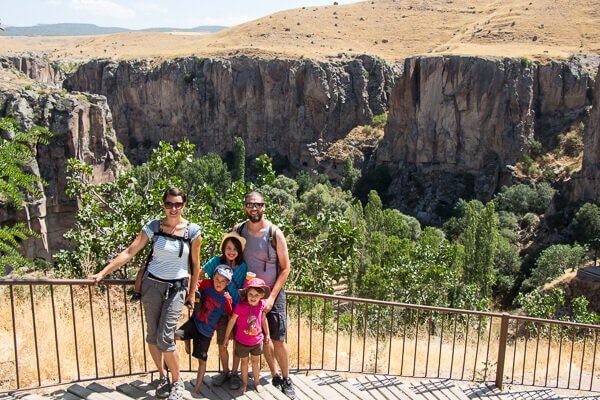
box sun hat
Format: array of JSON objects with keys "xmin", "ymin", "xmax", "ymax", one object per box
[
  {"xmin": 215, "ymin": 265, "xmax": 233, "ymax": 281},
  {"xmin": 220, "ymin": 231, "xmax": 246, "ymax": 252},
  {"xmin": 238, "ymin": 277, "xmax": 271, "ymax": 300}
]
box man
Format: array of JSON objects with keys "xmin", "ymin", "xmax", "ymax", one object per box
[{"xmin": 235, "ymin": 191, "xmax": 296, "ymax": 399}]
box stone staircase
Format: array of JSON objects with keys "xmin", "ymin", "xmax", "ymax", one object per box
[{"xmin": 3, "ymin": 372, "xmax": 599, "ymax": 400}]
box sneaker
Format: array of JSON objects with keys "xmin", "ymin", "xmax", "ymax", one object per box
[
  {"xmin": 281, "ymin": 377, "xmax": 296, "ymax": 399},
  {"xmin": 212, "ymin": 371, "xmax": 231, "ymax": 387},
  {"xmin": 271, "ymin": 374, "xmax": 284, "ymax": 389},
  {"xmin": 155, "ymin": 376, "xmax": 170, "ymax": 398},
  {"xmin": 229, "ymin": 373, "xmax": 242, "ymax": 390},
  {"xmin": 168, "ymin": 380, "xmax": 185, "ymax": 400}
]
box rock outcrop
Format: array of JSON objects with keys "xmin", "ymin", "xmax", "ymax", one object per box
[
  {"xmin": 0, "ymin": 55, "xmax": 66, "ymax": 87},
  {"xmin": 0, "ymin": 88, "xmax": 123, "ymax": 260},
  {"xmin": 376, "ymin": 56, "xmax": 593, "ymax": 222},
  {"xmin": 569, "ymin": 64, "xmax": 600, "ymax": 204},
  {"xmin": 64, "ymin": 55, "xmax": 398, "ymax": 168}
]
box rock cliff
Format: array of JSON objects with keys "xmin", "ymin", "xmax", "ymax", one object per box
[
  {"xmin": 376, "ymin": 56, "xmax": 593, "ymax": 222},
  {"xmin": 569, "ymin": 64, "xmax": 600, "ymax": 204},
  {"xmin": 64, "ymin": 55, "xmax": 398, "ymax": 168},
  {"xmin": 0, "ymin": 87, "xmax": 123, "ymax": 260},
  {"xmin": 0, "ymin": 55, "xmax": 66, "ymax": 87}
]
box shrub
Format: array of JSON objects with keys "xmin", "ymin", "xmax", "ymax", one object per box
[
  {"xmin": 521, "ymin": 243, "xmax": 587, "ymax": 291},
  {"xmin": 494, "ymin": 183, "xmax": 555, "ymax": 215},
  {"xmin": 571, "ymin": 202, "xmax": 600, "ymax": 243},
  {"xmin": 562, "ymin": 133, "xmax": 584, "ymax": 157},
  {"xmin": 529, "ymin": 139, "xmax": 543, "ymax": 158},
  {"xmin": 520, "ymin": 56, "xmax": 530, "ymax": 68},
  {"xmin": 370, "ymin": 112, "xmax": 388, "ymax": 128}
]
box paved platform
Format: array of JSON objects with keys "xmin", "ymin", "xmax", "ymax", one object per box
[{"xmin": 4, "ymin": 372, "xmax": 600, "ymax": 400}]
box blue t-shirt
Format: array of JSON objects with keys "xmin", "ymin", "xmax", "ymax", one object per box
[
  {"xmin": 193, "ymin": 279, "xmax": 232, "ymax": 338},
  {"xmin": 203, "ymin": 255, "xmax": 247, "ymax": 306}
]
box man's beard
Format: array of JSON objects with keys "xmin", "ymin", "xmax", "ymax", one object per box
[{"xmin": 248, "ymin": 212, "xmax": 263, "ymax": 223}]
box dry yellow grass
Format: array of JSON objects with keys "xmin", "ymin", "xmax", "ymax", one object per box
[{"xmin": 0, "ymin": 0, "xmax": 599, "ymax": 63}]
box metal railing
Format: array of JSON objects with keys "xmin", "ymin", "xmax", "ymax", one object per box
[{"xmin": 1, "ymin": 279, "xmax": 599, "ymax": 393}]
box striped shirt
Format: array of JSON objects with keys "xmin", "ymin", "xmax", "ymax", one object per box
[{"xmin": 142, "ymin": 219, "xmax": 201, "ymax": 280}]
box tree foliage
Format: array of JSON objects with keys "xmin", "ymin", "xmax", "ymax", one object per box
[{"xmin": 0, "ymin": 118, "xmax": 51, "ymax": 275}]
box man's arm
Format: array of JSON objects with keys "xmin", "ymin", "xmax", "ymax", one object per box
[{"xmin": 265, "ymin": 228, "xmax": 290, "ymax": 312}]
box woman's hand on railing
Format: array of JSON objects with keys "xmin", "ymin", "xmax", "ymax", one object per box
[{"xmin": 88, "ymin": 272, "xmax": 105, "ymax": 284}]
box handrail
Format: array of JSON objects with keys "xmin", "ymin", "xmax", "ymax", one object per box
[
  {"xmin": 0, "ymin": 278, "xmax": 598, "ymax": 393},
  {"xmin": 1, "ymin": 279, "xmax": 596, "ymax": 330}
]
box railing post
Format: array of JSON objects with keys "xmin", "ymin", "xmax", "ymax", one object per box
[{"xmin": 496, "ymin": 313, "xmax": 510, "ymax": 390}]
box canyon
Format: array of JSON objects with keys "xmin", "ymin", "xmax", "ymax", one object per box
[{"xmin": 1, "ymin": 52, "xmax": 599, "ymax": 257}]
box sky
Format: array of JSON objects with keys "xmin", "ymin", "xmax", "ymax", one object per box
[{"xmin": 2, "ymin": 0, "xmax": 363, "ymax": 29}]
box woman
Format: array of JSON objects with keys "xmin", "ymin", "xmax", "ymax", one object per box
[{"xmin": 89, "ymin": 187, "xmax": 201, "ymax": 400}]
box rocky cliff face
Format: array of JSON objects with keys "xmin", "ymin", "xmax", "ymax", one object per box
[
  {"xmin": 376, "ymin": 56, "xmax": 593, "ymax": 222},
  {"xmin": 64, "ymin": 55, "xmax": 398, "ymax": 168},
  {"xmin": 569, "ymin": 64, "xmax": 600, "ymax": 204},
  {"xmin": 0, "ymin": 87, "xmax": 122, "ymax": 260},
  {"xmin": 0, "ymin": 56, "xmax": 66, "ymax": 86}
]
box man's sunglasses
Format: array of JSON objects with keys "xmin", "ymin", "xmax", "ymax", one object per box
[
  {"xmin": 164, "ymin": 201, "xmax": 184, "ymax": 210},
  {"xmin": 245, "ymin": 202, "xmax": 265, "ymax": 209}
]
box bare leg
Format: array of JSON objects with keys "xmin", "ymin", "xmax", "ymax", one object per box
[
  {"xmin": 148, "ymin": 344, "xmax": 166, "ymax": 378},
  {"xmin": 262, "ymin": 338, "xmax": 279, "ymax": 377},
  {"xmin": 218, "ymin": 343, "xmax": 230, "ymax": 373},
  {"xmin": 273, "ymin": 340, "xmax": 290, "ymax": 378},
  {"xmin": 239, "ymin": 357, "xmax": 249, "ymax": 393},
  {"xmin": 251, "ymin": 354, "xmax": 263, "ymax": 392},
  {"xmin": 231, "ymin": 342, "xmax": 241, "ymax": 374},
  {"xmin": 163, "ymin": 349, "xmax": 180, "ymax": 383},
  {"xmin": 195, "ymin": 360, "xmax": 207, "ymax": 393}
]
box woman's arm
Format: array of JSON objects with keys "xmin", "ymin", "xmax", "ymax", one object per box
[
  {"xmin": 186, "ymin": 235, "xmax": 202, "ymax": 304},
  {"xmin": 223, "ymin": 313, "xmax": 239, "ymax": 343},
  {"xmin": 89, "ymin": 232, "xmax": 149, "ymax": 283}
]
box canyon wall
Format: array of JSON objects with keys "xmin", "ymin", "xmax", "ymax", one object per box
[
  {"xmin": 65, "ymin": 55, "xmax": 398, "ymax": 167},
  {"xmin": 376, "ymin": 56, "xmax": 592, "ymax": 221},
  {"xmin": 0, "ymin": 87, "xmax": 123, "ymax": 260}
]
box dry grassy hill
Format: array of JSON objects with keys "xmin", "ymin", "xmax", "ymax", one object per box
[{"xmin": 1, "ymin": 0, "xmax": 599, "ymax": 62}]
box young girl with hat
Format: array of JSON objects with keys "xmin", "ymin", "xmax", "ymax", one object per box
[{"xmin": 223, "ymin": 277, "xmax": 271, "ymax": 393}]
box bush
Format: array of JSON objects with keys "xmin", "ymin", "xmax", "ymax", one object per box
[
  {"xmin": 370, "ymin": 113, "xmax": 388, "ymax": 128},
  {"xmin": 529, "ymin": 139, "xmax": 543, "ymax": 158},
  {"xmin": 571, "ymin": 202, "xmax": 600, "ymax": 243},
  {"xmin": 562, "ymin": 133, "xmax": 584, "ymax": 157},
  {"xmin": 521, "ymin": 243, "xmax": 588, "ymax": 291},
  {"xmin": 494, "ymin": 183, "xmax": 555, "ymax": 215}
]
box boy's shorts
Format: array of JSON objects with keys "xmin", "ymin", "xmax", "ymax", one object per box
[
  {"xmin": 176, "ymin": 319, "xmax": 211, "ymax": 361},
  {"xmin": 235, "ymin": 341, "xmax": 263, "ymax": 358}
]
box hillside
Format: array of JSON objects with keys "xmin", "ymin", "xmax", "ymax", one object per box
[
  {"xmin": 0, "ymin": 0, "xmax": 598, "ymax": 62},
  {"xmin": 0, "ymin": 23, "xmax": 226, "ymax": 37}
]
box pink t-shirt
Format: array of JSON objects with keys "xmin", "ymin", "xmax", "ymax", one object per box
[{"xmin": 234, "ymin": 299, "xmax": 265, "ymax": 346}]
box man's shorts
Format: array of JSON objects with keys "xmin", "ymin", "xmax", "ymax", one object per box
[
  {"xmin": 176, "ymin": 319, "xmax": 212, "ymax": 361},
  {"xmin": 235, "ymin": 341, "xmax": 263, "ymax": 358},
  {"xmin": 267, "ymin": 289, "xmax": 287, "ymax": 341}
]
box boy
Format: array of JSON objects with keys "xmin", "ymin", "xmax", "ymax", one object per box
[{"xmin": 175, "ymin": 265, "xmax": 233, "ymax": 393}]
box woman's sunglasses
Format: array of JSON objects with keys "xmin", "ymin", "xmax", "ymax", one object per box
[{"xmin": 164, "ymin": 201, "xmax": 184, "ymax": 210}]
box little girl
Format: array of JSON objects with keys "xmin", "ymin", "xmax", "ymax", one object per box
[{"xmin": 223, "ymin": 278, "xmax": 271, "ymax": 393}]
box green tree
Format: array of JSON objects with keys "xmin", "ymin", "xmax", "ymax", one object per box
[
  {"xmin": 232, "ymin": 136, "xmax": 245, "ymax": 181},
  {"xmin": 0, "ymin": 118, "xmax": 51, "ymax": 274},
  {"xmin": 341, "ymin": 156, "xmax": 361, "ymax": 193},
  {"xmin": 571, "ymin": 202, "xmax": 600, "ymax": 243},
  {"xmin": 462, "ymin": 201, "xmax": 498, "ymax": 298},
  {"xmin": 521, "ymin": 243, "xmax": 587, "ymax": 292}
]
